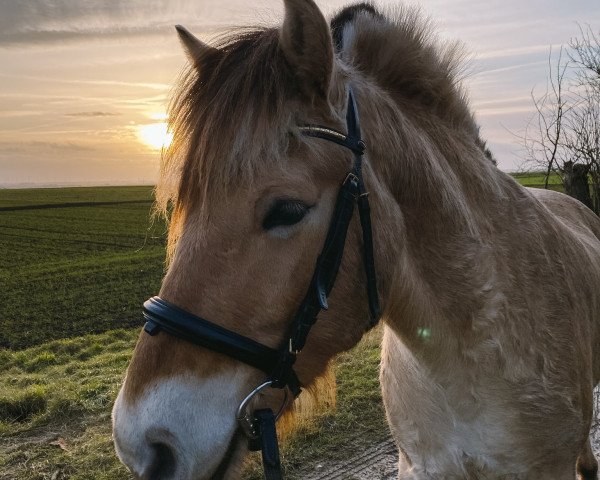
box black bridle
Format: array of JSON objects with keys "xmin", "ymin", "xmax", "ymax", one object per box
[{"xmin": 142, "ymin": 87, "xmax": 380, "ymax": 479}]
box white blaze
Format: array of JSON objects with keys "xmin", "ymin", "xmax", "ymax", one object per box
[{"xmin": 113, "ymin": 372, "xmax": 247, "ymax": 479}]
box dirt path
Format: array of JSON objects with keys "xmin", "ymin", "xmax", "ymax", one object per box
[
  {"xmin": 304, "ymin": 438, "xmax": 398, "ymax": 480},
  {"xmin": 307, "ymin": 387, "xmax": 600, "ymax": 479}
]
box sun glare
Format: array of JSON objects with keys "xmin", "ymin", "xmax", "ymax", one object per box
[
  {"xmin": 137, "ymin": 122, "xmax": 173, "ymax": 150},
  {"xmin": 149, "ymin": 112, "xmax": 168, "ymax": 120}
]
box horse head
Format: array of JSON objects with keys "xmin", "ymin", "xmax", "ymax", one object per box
[{"xmin": 112, "ymin": 1, "xmax": 397, "ymax": 478}]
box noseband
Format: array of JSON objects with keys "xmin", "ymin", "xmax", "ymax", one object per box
[{"xmin": 142, "ymin": 87, "xmax": 380, "ymax": 479}]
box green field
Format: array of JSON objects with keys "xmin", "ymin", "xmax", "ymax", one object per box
[
  {"xmin": 510, "ymin": 171, "xmax": 563, "ymax": 190},
  {"xmin": 0, "ymin": 186, "xmax": 165, "ymax": 349},
  {"xmin": 0, "ymin": 178, "xmax": 568, "ymax": 479}
]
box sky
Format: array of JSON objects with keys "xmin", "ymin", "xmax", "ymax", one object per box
[{"xmin": 0, "ymin": 0, "xmax": 599, "ymax": 187}]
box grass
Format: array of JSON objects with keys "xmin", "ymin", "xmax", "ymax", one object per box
[
  {"xmin": 0, "ymin": 327, "xmax": 384, "ymax": 479},
  {"xmin": 0, "ymin": 186, "xmax": 155, "ymax": 209},
  {"xmin": 0, "ymin": 329, "xmax": 137, "ymax": 480},
  {"xmin": 511, "ymin": 171, "xmax": 564, "ymax": 191},
  {"xmin": 0, "ymin": 186, "xmax": 166, "ymax": 349}
]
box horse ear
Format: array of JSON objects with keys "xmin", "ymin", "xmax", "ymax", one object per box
[
  {"xmin": 175, "ymin": 25, "xmax": 220, "ymax": 70},
  {"xmin": 280, "ymin": 0, "xmax": 333, "ymax": 101}
]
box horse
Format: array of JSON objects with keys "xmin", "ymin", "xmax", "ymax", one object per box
[{"xmin": 112, "ymin": 1, "xmax": 600, "ymax": 478}]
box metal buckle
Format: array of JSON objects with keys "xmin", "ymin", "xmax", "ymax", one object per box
[
  {"xmin": 236, "ymin": 380, "xmax": 289, "ymax": 440},
  {"xmin": 342, "ymin": 172, "xmax": 361, "ymax": 198},
  {"xmin": 343, "ymin": 172, "xmax": 359, "ymax": 186}
]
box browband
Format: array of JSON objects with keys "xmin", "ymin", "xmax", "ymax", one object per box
[{"xmin": 298, "ymin": 126, "xmax": 365, "ymax": 155}]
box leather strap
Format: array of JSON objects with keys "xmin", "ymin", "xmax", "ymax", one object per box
[
  {"xmin": 254, "ymin": 409, "xmax": 282, "ymax": 480},
  {"xmin": 143, "ymin": 297, "xmax": 300, "ymax": 392},
  {"xmin": 299, "ymin": 126, "xmax": 365, "ymax": 155},
  {"xmin": 283, "ymin": 172, "xmax": 360, "ymax": 357},
  {"xmin": 358, "ymin": 191, "xmax": 381, "ymax": 325},
  {"xmin": 267, "ymin": 173, "xmax": 360, "ymax": 393},
  {"xmin": 296, "ymin": 88, "xmax": 380, "ymax": 325}
]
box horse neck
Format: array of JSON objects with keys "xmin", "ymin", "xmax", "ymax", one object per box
[{"xmin": 363, "ymin": 87, "xmax": 512, "ymax": 356}]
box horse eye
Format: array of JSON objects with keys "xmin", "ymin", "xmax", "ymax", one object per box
[{"xmin": 263, "ymin": 200, "xmax": 311, "ymax": 230}]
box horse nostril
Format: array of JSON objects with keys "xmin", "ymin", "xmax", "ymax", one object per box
[{"xmin": 147, "ymin": 442, "xmax": 177, "ymax": 479}]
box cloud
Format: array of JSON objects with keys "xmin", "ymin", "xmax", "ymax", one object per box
[
  {"xmin": 0, "ymin": 0, "xmax": 242, "ymax": 47},
  {"xmin": 476, "ymin": 105, "xmax": 538, "ymax": 117},
  {"xmin": 475, "ymin": 45, "xmax": 553, "ymax": 61},
  {"xmin": 65, "ymin": 111, "xmax": 119, "ymax": 117},
  {"xmin": 0, "ymin": 110, "xmax": 44, "ymax": 118},
  {"xmin": 0, "ymin": 73, "xmax": 170, "ymax": 94},
  {"xmin": 0, "ymin": 26, "xmax": 172, "ymax": 47},
  {"xmin": 0, "ymin": 140, "xmax": 95, "ymax": 154},
  {"xmin": 474, "ymin": 60, "xmax": 549, "ymax": 78}
]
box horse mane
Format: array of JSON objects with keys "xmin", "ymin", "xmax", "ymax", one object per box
[
  {"xmin": 156, "ymin": 28, "xmax": 294, "ymax": 222},
  {"xmin": 334, "ymin": 4, "xmax": 476, "ymax": 132},
  {"xmin": 331, "ymin": 4, "xmax": 501, "ymax": 236}
]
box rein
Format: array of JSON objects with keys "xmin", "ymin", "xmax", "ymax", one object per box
[{"xmin": 142, "ymin": 87, "xmax": 380, "ymax": 479}]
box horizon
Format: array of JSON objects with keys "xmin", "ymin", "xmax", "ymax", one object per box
[
  {"xmin": 1, "ymin": 0, "xmax": 599, "ymax": 186},
  {"xmin": 0, "ymin": 172, "xmax": 547, "ymax": 191}
]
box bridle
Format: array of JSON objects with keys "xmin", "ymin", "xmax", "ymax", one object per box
[{"xmin": 141, "ymin": 87, "xmax": 381, "ymax": 479}]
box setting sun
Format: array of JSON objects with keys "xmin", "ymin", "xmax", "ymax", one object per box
[{"xmin": 137, "ymin": 122, "xmax": 173, "ymax": 150}]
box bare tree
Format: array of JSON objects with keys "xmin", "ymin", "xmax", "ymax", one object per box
[
  {"xmin": 521, "ymin": 26, "xmax": 600, "ymax": 214},
  {"xmin": 570, "ymin": 25, "xmax": 600, "ymax": 93},
  {"xmin": 567, "ymin": 25, "xmax": 600, "ymax": 212},
  {"xmin": 522, "ymin": 47, "xmax": 571, "ymax": 189}
]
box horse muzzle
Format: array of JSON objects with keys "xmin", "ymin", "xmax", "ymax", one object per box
[{"xmin": 112, "ymin": 373, "xmax": 246, "ymax": 480}]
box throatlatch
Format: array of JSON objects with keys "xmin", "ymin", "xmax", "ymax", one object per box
[{"xmin": 142, "ymin": 86, "xmax": 380, "ymax": 479}]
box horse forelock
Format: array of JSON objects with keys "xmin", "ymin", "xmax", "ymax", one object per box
[
  {"xmin": 156, "ymin": 27, "xmax": 356, "ymax": 262},
  {"xmin": 157, "ymin": 29, "xmax": 293, "ymax": 220}
]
